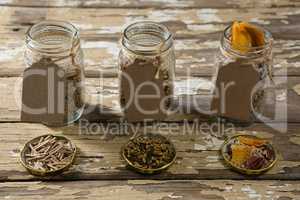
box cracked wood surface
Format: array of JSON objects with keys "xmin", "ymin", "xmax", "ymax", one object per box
[
  {"xmin": 0, "ymin": 0, "xmax": 300, "ymax": 199},
  {"xmin": 1, "ymin": 122, "xmax": 300, "ymax": 181},
  {"xmin": 0, "ymin": 180, "xmax": 300, "ymax": 200},
  {"xmin": 0, "ymin": 0, "xmax": 300, "ymax": 8},
  {"xmin": 0, "ymin": 6, "xmax": 299, "ymax": 76}
]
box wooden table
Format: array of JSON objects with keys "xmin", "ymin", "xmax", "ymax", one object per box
[{"xmin": 1, "ymin": 0, "xmax": 300, "ymax": 199}]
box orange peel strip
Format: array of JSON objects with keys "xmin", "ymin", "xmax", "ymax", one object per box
[
  {"xmin": 231, "ymin": 144, "xmax": 252, "ymax": 166},
  {"xmin": 238, "ymin": 136, "xmax": 266, "ymax": 147},
  {"xmin": 231, "ymin": 21, "xmax": 265, "ymax": 53}
]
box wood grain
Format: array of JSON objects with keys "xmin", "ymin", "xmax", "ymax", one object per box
[
  {"xmin": 0, "ymin": 0, "xmax": 299, "ymax": 191},
  {"xmin": 0, "ymin": 6, "xmax": 299, "ymax": 77},
  {"xmin": 1, "ymin": 180, "xmax": 300, "ymax": 200},
  {"xmin": 2, "ymin": 6, "xmax": 298, "ymax": 39},
  {"xmin": 0, "ymin": 0, "xmax": 299, "ymax": 8},
  {"xmin": 0, "ymin": 122, "xmax": 300, "ymax": 181}
]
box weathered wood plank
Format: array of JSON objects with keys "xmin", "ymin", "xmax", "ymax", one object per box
[
  {"xmin": 1, "ymin": 180, "xmax": 300, "ymax": 200},
  {"xmin": 0, "ymin": 37, "xmax": 299, "ymax": 77},
  {"xmin": 0, "ymin": 76, "xmax": 299, "ymax": 122},
  {"xmin": 2, "ymin": 7, "xmax": 299, "ymax": 39},
  {"xmin": 0, "ymin": 7, "xmax": 299, "ymax": 76},
  {"xmin": 0, "ymin": 122, "xmax": 300, "ymax": 181},
  {"xmin": 0, "ymin": 0, "xmax": 299, "ymax": 8}
]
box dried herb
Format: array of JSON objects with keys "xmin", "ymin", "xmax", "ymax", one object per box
[
  {"xmin": 123, "ymin": 134, "xmax": 176, "ymax": 171},
  {"xmin": 22, "ymin": 135, "xmax": 75, "ymax": 172}
]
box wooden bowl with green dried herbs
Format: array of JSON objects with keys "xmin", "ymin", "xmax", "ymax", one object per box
[
  {"xmin": 122, "ymin": 133, "xmax": 176, "ymax": 174},
  {"xmin": 20, "ymin": 134, "xmax": 76, "ymax": 176}
]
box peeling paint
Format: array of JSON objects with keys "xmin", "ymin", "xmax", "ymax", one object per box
[
  {"xmin": 289, "ymin": 136, "xmax": 300, "ymax": 145},
  {"xmin": 0, "ymin": 0, "xmax": 13, "ymax": 4},
  {"xmin": 281, "ymin": 20, "xmax": 290, "ymax": 24},
  {"xmin": 186, "ymin": 24, "xmax": 222, "ymax": 33},
  {"xmin": 293, "ymin": 84, "xmax": 300, "ymax": 96},
  {"xmin": 224, "ymin": 186, "xmax": 233, "ymax": 191},
  {"xmin": 205, "ymin": 155, "xmax": 223, "ymax": 168},
  {"xmin": 197, "ymin": 9, "xmax": 221, "ymax": 23},
  {"xmin": 241, "ymin": 186, "xmax": 262, "ymax": 200},
  {"xmin": 0, "ymin": 48, "xmax": 23, "ymax": 62},
  {"xmin": 194, "ymin": 143, "xmax": 207, "ymax": 151},
  {"xmin": 237, "ymin": 131, "xmax": 274, "ymax": 139},
  {"xmin": 250, "ymin": 18, "xmax": 270, "ymax": 25},
  {"xmin": 175, "ymin": 40, "xmax": 219, "ymax": 50},
  {"xmin": 276, "ymin": 91, "xmax": 287, "ymax": 102},
  {"xmin": 128, "ymin": 180, "xmax": 163, "ymax": 185},
  {"xmin": 95, "ymin": 26, "xmax": 124, "ymax": 34},
  {"xmin": 148, "ymin": 10, "xmax": 180, "ymax": 22},
  {"xmin": 175, "ymin": 78, "xmax": 213, "ymax": 95},
  {"xmin": 73, "ymin": 23, "xmax": 94, "ymax": 29},
  {"xmin": 52, "ymin": 0, "xmax": 79, "ymax": 7},
  {"xmin": 82, "ymin": 41, "xmax": 119, "ymax": 56},
  {"xmin": 168, "ymin": 194, "xmax": 183, "ymax": 199}
]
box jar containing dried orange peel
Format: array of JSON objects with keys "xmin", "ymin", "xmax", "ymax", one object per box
[{"xmin": 212, "ymin": 22, "xmax": 274, "ymax": 123}]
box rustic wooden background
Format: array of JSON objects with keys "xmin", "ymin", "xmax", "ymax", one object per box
[{"xmin": 0, "ymin": 0, "xmax": 300, "ymax": 199}]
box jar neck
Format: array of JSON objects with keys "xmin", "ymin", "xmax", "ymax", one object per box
[
  {"xmin": 122, "ymin": 21, "xmax": 173, "ymax": 56},
  {"xmin": 220, "ymin": 24, "xmax": 273, "ymax": 60},
  {"xmin": 26, "ymin": 20, "xmax": 80, "ymax": 57}
]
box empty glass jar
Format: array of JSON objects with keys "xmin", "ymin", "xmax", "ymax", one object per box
[
  {"xmin": 119, "ymin": 21, "xmax": 175, "ymax": 121},
  {"xmin": 24, "ymin": 20, "xmax": 85, "ymax": 126}
]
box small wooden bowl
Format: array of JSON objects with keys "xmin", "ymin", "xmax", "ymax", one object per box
[
  {"xmin": 121, "ymin": 133, "xmax": 176, "ymax": 175},
  {"xmin": 20, "ymin": 134, "xmax": 76, "ymax": 177},
  {"xmin": 220, "ymin": 134, "xmax": 277, "ymax": 175}
]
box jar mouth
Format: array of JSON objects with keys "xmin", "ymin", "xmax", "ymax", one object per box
[
  {"xmin": 222, "ymin": 24, "xmax": 273, "ymax": 58},
  {"xmin": 26, "ymin": 20, "xmax": 79, "ymax": 54},
  {"xmin": 122, "ymin": 21, "xmax": 173, "ymax": 55}
]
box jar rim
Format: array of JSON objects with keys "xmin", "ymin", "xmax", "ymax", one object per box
[
  {"xmin": 221, "ymin": 23, "xmax": 273, "ymax": 58},
  {"xmin": 26, "ymin": 20, "xmax": 79, "ymax": 54},
  {"xmin": 122, "ymin": 21, "xmax": 173, "ymax": 55}
]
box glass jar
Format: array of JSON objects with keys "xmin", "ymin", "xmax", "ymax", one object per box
[
  {"xmin": 24, "ymin": 20, "xmax": 85, "ymax": 126},
  {"xmin": 119, "ymin": 21, "xmax": 175, "ymax": 122},
  {"xmin": 211, "ymin": 24, "xmax": 273, "ymax": 123}
]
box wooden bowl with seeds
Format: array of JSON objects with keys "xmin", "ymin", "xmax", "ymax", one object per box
[
  {"xmin": 121, "ymin": 133, "xmax": 176, "ymax": 174},
  {"xmin": 20, "ymin": 134, "xmax": 76, "ymax": 176}
]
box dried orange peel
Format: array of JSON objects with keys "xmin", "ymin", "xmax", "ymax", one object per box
[
  {"xmin": 231, "ymin": 21, "xmax": 265, "ymax": 53},
  {"xmin": 238, "ymin": 136, "xmax": 266, "ymax": 147},
  {"xmin": 231, "ymin": 144, "xmax": 252, "ymax": 166}
]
